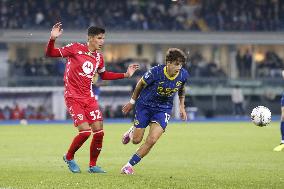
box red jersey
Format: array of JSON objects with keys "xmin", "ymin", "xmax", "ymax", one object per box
[
  {"xmin": 11, "ymin": 105, "xmax": 23, "ymax": 120},
  {"xmin": 58, "ymin": 43, "xmax": 105, "ymax": 98}
]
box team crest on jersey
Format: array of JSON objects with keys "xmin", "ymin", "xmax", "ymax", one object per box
[
  {"xmin": 134, "ymin": 119, "xmax": 139, "ymax": 126},
  {"xmin": 77, "ymin": 114, "xmax": 83, "ymax": 120},
  {"xmin": 82, "ymin": 61, "xmax": 94, "ymax": 74},
  {"xmin": 176, "ymin": 81, "xmax": 182, "ymax": 86}
]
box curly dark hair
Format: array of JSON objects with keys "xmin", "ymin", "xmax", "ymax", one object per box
[{"xmin": 165, "ymin": 48, "xmax": 187, "ymax": 64}]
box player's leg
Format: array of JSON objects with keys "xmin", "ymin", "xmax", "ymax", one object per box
[
  {"xmin": 122, "ymin": 104, "xmax": 148, "ymax": 145},
  {"xmin": 64, "ymin": 122, "xmax": 91, "ymax": 173},
  {"xmin": 121, "ymin": 122, "xmax": 164, "ymax": 174},
  {"xmin": 88, "ymin": 121, "xmax": 106, "ymax": 173},
  {"xmin": 64, "ymin": 98, "xmax": 92, "ymax": 173},
  {"xmin": 121, "ymin": 105, "xmax": 151, "ymax": 174},
  {"xmin": 233, "ymin": 103, "xmax": 237, "ymax": 115},
  {"xmin": 136, "ymin": 122, "xmax": 164, "ymax": 157},
  {"xmin": 65, "ymin": 122, "xmax": 91, "ymax": 161},
  {"xmin": 122, "ymin": 126, "xmax": 145, "ymax": 145},
  {"xmin": 240, "ymin": 103, "xmax": 245, "ymax": 116},
  {"xmin": 273, "ymin": 105, "xmax": 284, "ymax": 151},
  {"xmin": 122, "ymin": 126, "xmax": 134, "ymax": 144},
  {"xmin": 85, "ymin": 99, "xmax": 106, "ymax": 173},
  {"xmin": 132, "ymin": 127, "xmax": 146, "ymax": 144},
  {"xmin": 236, "ymin": 103, "xmax": 241, "ymax": 116}
]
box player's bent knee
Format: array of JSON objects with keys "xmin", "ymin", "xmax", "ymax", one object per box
[
  {"xmin": 79, "ymin": 129, "xmax": 92, "ymax": 138},
  {"xmin": 93, "ymin": 129, "xmax": 104, "ymax": 138},
  {"xmin": 82, "ymin": 131, "xmax": 92, "ymax": 138},
  {"xmin": 132, "ymin": 138, "xmax": 142, "ymax": 144}
]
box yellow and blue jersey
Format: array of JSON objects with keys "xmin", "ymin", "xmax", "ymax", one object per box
[
  {"xmin": 137, "ymin": 65, "xmax": 189, "ymax": 113},
  {"xmin": 281, "ymin": 93, "xmax": 284, "ymax": 107}
]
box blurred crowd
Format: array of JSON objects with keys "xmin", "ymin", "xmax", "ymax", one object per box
[
  {"xmin": 255, "ymin": 51, "xmax": 284, "ymax": 78},
  {"xmin": 9, "ymin": 58, "xmax": 149, "ymax": 78},
  {"xmin": 8, "ymin": 49, "xmax": 284, "ymax": 84},
  {"xmin": 187, "ymin": 52, "xmax": 226, "ymax": 78},
  {"xmin": 1, "ymin": 0, "xmax": 284, "ymax": 31},
  {"xmin": 201, "ymin": 0, "xmax": 284, "ymax": 31},
  {"xmin": 236, "ymin": 49, "xmax": 284, "ymax": 78},
  {"xmin": 0, "ymin": 103, "xmax": 54, "ymax": 120},
  {"xmin": 9, "ymin": 58, "xmax": 65, "ymax": 77},
  {"xmin": 9, "ymin": 55, "xmax": 229, "ymax": 81},
  {"xmin": 0, "ymin": 0, "xmax": 199, "ymax": 31}
]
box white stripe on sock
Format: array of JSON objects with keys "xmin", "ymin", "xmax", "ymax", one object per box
[
  {"xmin": 93, "ymin": 130, "xmax": 103, "ymax": 134},
  {"xmin": 79, "ymin": 130, "xmax": 91, "ymax": 134}
]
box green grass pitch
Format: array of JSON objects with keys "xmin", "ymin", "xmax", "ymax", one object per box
[{"xmin": 0, "ymin": 122, "xmax": 284, "ymax": 189}]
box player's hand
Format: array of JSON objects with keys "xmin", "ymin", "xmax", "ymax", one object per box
[
  {"xmin": 180, "ymin": 108, "xmax": 187, "ymax": 121},
  {"xmin": 124, "ymin": 64, "xmax": 140, "ymax": 78},
  {"xmin": 50, "ymin": 22, "xmax": 63, "ymax": 40},
  {"xmin": 122, "ymin": 103, "xmax": 134, "ymax": 115}
]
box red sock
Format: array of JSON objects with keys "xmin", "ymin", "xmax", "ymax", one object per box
[
  {"xmin": 66, "ymin": 129, "xmax": 91, "ymax": 160},
  {"xmin": 89, "ymin": 129, "xmax": 104, "ymax": 167}
]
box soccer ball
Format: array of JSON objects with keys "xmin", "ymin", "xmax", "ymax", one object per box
[{"xmin": 251, "ymin": 106, "xmax": 271, "ymax": 127}]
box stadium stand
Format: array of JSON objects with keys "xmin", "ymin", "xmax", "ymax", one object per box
[
  {"xmin": 1, "ymin": 0, "xmax": 284, "ymax": 120},
  {"xmin": 1, "ymin": 0, "xmax": 284, "ymax": 31}
]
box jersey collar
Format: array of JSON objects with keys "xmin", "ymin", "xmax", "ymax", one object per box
[
  {"xmin": 86, "ymin": 43, "xmax": 97, "ymax": 55},
  {"xmin": 163, "ymin": 66, "xmax": 179, "ymax": 80}
]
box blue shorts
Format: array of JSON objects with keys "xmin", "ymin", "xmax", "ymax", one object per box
[
  {"xmin": 133, "ymin": 103, "xmax": 171, "ymax": 130},
  {"xmin": 281, "ymin": 94, "xmax": 284, "ymax": 107}
]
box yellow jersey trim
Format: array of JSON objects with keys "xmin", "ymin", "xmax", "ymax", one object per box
[
  {"xmin": 141, "ymin": 78, "xmax": 147, "ymax": 84},
  {"xmin": 163, "ymin": 66, "xmax": 179, "ymax": 80}
]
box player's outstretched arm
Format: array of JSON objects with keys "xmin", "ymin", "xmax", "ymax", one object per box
[
  {"xmin": 99, "ymin": 63, "xmax": 140, "ymax": 80},
  {"xmin": 124, "ymin": 64, "xmax": 140, "ymax": 78},
  {"xmin": 50, "ymin": 22, "xmax": 63, "ymax": 40},
  {"xmin": 45, "ymin": 22, "xmax": 63, "ymax": 57},
  {"xmin": 122, "ymin": 79, "xmax": 146, "ymax": 115},
  {"xmin": 178, "ymin": 85, "xmax": 187, "ymax": 121}
]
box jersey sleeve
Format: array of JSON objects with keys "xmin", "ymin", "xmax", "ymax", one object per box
[
  {"xmin": 142, "ymin": 66, "xmax": 158, "ymax": 85},
  {"xmin": 97, "ymin": 54, "xmax": 105, "ymax": 73},
  {"xmin": 45, "ymin": 38, "xmax": 62, "ymax": 57},
  {"xmin": 182, "ymin": 69, "xmax": 190, "ymax": 85},
  {"xmin": 178, "ymin": 69, "xmax": 189, "ymax": 96},
  {"xmin": 57, "ymin": 43, "xmax": 76, "ymax": 57}
]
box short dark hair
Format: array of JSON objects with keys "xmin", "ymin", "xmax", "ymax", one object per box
[
  {"xmin": 165, "ymin": 48, "xmax": 187, "ymax": 64},
  {"xmin": 87, "ymin": 26, "xmax": 105, "ymax": 36}
]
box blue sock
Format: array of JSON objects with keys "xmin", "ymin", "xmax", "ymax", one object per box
[
  {"xmin": 129, "ymin": 153, "xmax": 141, "ymax": 166},
  {"xmin": 281, "ymin": 121, "xmax": 284, "ymax": 142}
]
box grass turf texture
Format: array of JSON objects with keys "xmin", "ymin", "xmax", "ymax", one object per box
[{"xmin": 0, "ymin": 122, "xmax": 283, "ymax": 189}]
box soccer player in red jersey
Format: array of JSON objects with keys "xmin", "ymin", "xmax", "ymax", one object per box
[{"xmin": 45, "ymin": 22, "xmax": 139, "ymax": 173}]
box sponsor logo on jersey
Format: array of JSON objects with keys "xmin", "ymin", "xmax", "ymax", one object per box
[
  {"xmin": 78, "ymin": 61, "xmax": 94, "ymax": 78},
  {"xmin": 82, "ymin": 61, "xmax": 94, "ymax": 74},
  {"xmin": 77, "ymin": 114, "xmax": 83, "ymax": 120}
]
